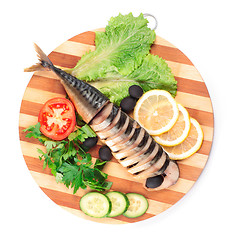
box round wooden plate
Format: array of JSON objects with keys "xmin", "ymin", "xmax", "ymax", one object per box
[{"xmin": 19, "ymin": 29, "xmax": 214, "ymax": 224}]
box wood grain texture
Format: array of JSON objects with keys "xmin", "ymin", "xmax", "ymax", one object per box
[{"xmin": 19, "ymin": 30, "xmax": 214, "ymax": 224}]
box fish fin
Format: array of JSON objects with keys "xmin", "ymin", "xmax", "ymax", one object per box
[
  {"xmin": 24, "ymin": 43, "xmax": 53, "ymax": 72},
  {"xmin": 24, "ymin": 63, "xmax": 49, "ymax": 72}
]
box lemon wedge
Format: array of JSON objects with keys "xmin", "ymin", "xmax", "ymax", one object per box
[
  {"xmin": 153, "ymin": 103, "xmax": 191, "ymax": 146},
  {"xmin": 162, "ymin": 118, "xmax": 203, "ymax": 160},
  {"xmin": 133, "ymin": 90, "xmax": 179, "ymax": 135}
]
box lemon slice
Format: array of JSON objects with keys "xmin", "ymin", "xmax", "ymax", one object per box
[
  {"xmin": 153, "ymin": 103, "xmax": 191, "ymax": 146},
  {"xmin": 133, "ymin": 90, "xmax": 179, "ymax": 135},
  {"xmin": 163, "ymin": 118, "xmax": 203, "ymax": 160}
]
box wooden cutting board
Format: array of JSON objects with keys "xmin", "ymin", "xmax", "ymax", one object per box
[{"xmin": 19, "ymin": 29, "xmax": 214, "ymax": 224}]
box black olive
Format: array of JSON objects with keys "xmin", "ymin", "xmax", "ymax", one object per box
[
  {"xmin": 82, "ymin": 137, "xmax": 98, "ymax": 149},
  {"xmin": 145, "ymin": 175, "xmax": 164, "ymax": 189},
  {"xmin": 99, "ymin": 145, "xmax": 112, "ymax": 161},
  {"xmin": 129, "ymin": 85, "xmax": 143, "ymax": 99},
  {"xmin": 120, "ymin": 96, "xmax": 136, "ymax": 113}
]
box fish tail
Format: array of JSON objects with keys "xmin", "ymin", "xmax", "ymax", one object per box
[{"xmin": 24, "ymin": 43, "xmax": 53, "ymax": 72}]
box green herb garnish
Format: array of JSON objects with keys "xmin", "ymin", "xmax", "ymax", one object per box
[{"xmin": 23, "ymin": 123, "xmax": 112, "ymax": 194}]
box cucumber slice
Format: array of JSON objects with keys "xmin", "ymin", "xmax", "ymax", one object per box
[
  {"xmin": 106, "ymin": 191, "xmax": 130, "ymax": 217},
  {"xmin": 123, "ymin": 193, "xmax": 149, "ymax": 218},
  {"xmin": 79, "ymin": 192, "xmax": 111, "ymax": 218}
]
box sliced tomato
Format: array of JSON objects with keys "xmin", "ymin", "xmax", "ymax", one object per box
[{"xmin": 38, "ymin": 98, "xmax": 76, "ymax": 140}]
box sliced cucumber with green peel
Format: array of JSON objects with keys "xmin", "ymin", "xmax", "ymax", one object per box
[
  {"xmin": 79, "ymin": 192, "xmax": 111, "ymax": 218},
  {"xmin": 123, "ymin": 193, "xmax": 149, "ymax": 218},
  {"xmin": 106, "ymin": 191, "xmax": 129, "ymax": 217}
]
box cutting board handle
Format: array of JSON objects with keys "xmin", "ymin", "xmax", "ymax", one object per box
[{"xmin": 143, "ymin": 13, "xmax": 158, "ymax": 30}]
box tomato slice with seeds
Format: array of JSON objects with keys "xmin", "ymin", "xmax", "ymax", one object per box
[{"xmin": 38, "ymin": 98, "xmax": 76, "ymax": 140}]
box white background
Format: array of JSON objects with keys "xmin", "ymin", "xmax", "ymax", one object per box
[{"xmin": 1, "ymin": 0, "xmax": 234, "ymax": 239}]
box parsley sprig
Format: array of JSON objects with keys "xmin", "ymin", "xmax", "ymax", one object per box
[{"xmin": 23, "ymin": 123, "xmax": 112, "ymax": 194}]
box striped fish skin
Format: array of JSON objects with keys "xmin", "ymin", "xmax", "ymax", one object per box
[
  {"xmin": 25, "ymin": 44, "xmax": 109, "ymax": 123},
  {"xmin": 91, "ymin": 102, "xmax": 179, "ymax": 190},
  {"xmin": 25, "ymin": 44, "xmax": 179, "ymax": 191},
  {"xmin": 52, "ymin": 67, "xmax": 109, "ymax": 123}
]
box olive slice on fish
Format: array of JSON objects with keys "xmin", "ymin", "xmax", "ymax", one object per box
[
  {"xmin": 145, "ymin": 175, "xmax": 164, "ymax": 189},
  {"xmin": 144, "ymin": 160, "xmax": 179, "ymax": 191}
]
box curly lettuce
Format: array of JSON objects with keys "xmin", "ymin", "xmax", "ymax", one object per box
[
  {"xmin": 90, "ymin": 54, "xmax": 177, "ymax": 105},
  {"xmin": 71, "ymin": 13, "xmax": 156, "ymax": 80},
  {"xmin": 68, "ymin": 13, "xmax": 177, "ymax": 105}
]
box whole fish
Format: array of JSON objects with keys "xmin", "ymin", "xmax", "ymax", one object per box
[{"xmin": 25, "ymin": 43, "xmax": 179, "ymax": 191}]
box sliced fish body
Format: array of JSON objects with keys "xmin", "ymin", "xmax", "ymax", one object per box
[
  {"xmin": 103, "ymin": 118, "xmax": 137, "ymax": 147},
  {"xmin": 90, "ymin": 103, "xmax": 113, "ymax": 126},
  {"xmin": 100, "ymin": 112, "xmax": 127, "ymax": 140},
  {"xmin": 90, "ymin": 103, "xmax": 117, "ymax": 132},
  {"xmin": 144, "ymin": 160, "xmax": 179, "ymax": 191},
  {"xmin": 152, "ymin": 156, "xmax": 170, "ymax": 176},
  {"xmin": 111, "ymin": 127, "xmax": 143, "ymax": 154},
  {"xmin": 133, "ymin": 148, "xmax": 168, "ymax": 179},
  {"xmin": 111, "ymin": 127, "xmax": 140, "ymax": 152},
  {"xmin": 118, "ymin": 136, "xmax": 152, "ymax": 160},
  {"xmin": 127, "ymin": 142, "xmax": 159, "ymax": 174},
  {"xmin": 113, "ymin": 129, "xmax": 150, "ymax": 159},
  {"xmin": 121, "ymin": 140, "xmax": 158, "ymax": 168},
  {"xmin": 97, "ymin": 109, "xmax": 122, "ymax": 139},
  {"xmin": 110, "ymin": 125, "xmax": 139, "ymax": 152}
]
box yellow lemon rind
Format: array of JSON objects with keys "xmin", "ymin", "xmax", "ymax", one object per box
[
  {"xmin": 153, "ymin": 103, "xmax": 191, "ymax": 147},
  {"xmin": 163, "ymin": 118, "xmax": 204, "ymax": 160},
  {"xmin": 133, "ymin": 90, "xmax": 179, "ymax": 135}
]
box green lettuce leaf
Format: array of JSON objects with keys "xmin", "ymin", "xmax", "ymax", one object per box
[
  {"xmin": 68, "ymin": 13, "xmax": 177, "ymax": 105},
  {"xmin": 90, "ymin": 54, "xmax": 177, "ymax": 105},
  {"xmin": 70, "ymin": 13, "xmax": 156, "ymax": 80}
]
